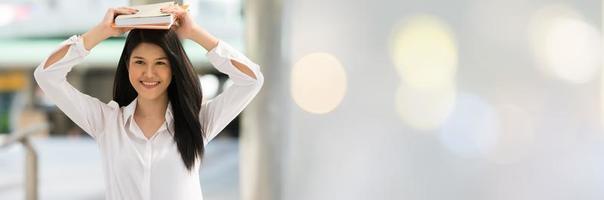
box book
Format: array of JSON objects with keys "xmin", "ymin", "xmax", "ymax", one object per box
[{"xmin": 113, "ymin": 2, "xmax": 177, "ymax": 30}]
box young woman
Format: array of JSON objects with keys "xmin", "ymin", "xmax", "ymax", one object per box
[{"xmin": 33, "ymin": 5, "xmax": 263, "ymax": 199}]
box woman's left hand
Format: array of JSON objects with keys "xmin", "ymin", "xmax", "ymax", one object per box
[{"xmin": 161, "ymin": 4, "xmax": 200, "ymax": 39}]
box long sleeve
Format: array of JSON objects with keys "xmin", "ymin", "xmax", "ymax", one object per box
[
  {"xmin": 200, "ymin": 40, "xmax": 264, "ymax": 144},
  {"xmin": 33, "ymin": 35, "xmax": 118, "ymax": 139}
]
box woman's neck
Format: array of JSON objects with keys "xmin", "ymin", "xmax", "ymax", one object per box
[{"xmin": 135, "ymin": 95, "xmax": 169, "ymax": 119}]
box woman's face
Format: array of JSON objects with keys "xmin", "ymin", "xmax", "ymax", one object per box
[{"xmin": 128, "ymin": 42, "xmax": 172, "ymax": 101}]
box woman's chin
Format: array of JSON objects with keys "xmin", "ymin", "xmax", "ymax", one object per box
[{"xmin": 135, "ymin": 91, "xmax": 167, "ymax": 102}]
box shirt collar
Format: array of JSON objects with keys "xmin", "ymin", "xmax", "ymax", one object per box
[{"xmin": 122, "ymin": 97, "xmax": 174, "ymax": 132}]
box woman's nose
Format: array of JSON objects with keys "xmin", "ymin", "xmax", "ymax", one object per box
[{"xmin": 143, "ymin": 66, "xmax": 155, "ymax": 78}]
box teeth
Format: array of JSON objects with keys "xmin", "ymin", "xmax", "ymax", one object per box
[{"xmin": 141, "ymin": 81, "xmax": 159, "ymax": 86}]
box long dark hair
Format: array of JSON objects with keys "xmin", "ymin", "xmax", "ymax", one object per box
[{"xmin": 113, "ymin": 28, "xmax": 204, "ymax": 171}]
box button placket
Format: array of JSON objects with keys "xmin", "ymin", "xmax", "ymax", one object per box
[{"xmin": 142, "ymin": 141, "xmax": 152, "ymax": 200}]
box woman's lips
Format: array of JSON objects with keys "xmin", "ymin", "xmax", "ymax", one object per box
[{"xmin": 140, "ymin": 81, "xmax": 160, "ymax": 89}]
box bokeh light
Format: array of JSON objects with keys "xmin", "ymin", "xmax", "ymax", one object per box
[
  {"xmin": 486, "ymin": 105, "xmax": 536, "ymax": 164},
  {"xmin": 291, "ymin": 53, "xmax": 347, "ymax": 114},
  {"xmin": 391, "ymin": 14, "xmax": 458, "ymax": 90},
  {"xmin": 395, "ymin": 84, "xmax": 456, "ymax": 131},
  {"xmin": 530, "ymin": 4, "xmax": 602, "ymax": 84},
  {"xmin": 0, "ymin": 4, "xmax": 17, "ymax": 27},
  {"xmin": 199, "ymin": 74, "xmax": 220, "ymax": 100},
  {"xmin": 391, "ymin": 14, "xmax": 459, "ymax": 130},
  {"xmin": 439, "ymin": 94, "xmax": 499, "ymax": 158}
]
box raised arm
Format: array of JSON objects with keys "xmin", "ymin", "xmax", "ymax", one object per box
[
  {"xmin": 44, "ymin": 8, "xmax": 137, "ymax": 69},
  {"xmin": 34, "ymin": 8, "xmax": 137, "ymax": 138},
  {"xmin": 162, "ymin": 5, "xmax": 264, "ymax": 144},
  {"xmin": 200, "ymin": 40, "xmax": 264, "ymax": 144}
]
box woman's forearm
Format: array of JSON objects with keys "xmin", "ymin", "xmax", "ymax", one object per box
[
  {"xmin": 44, "ymin": 26, "xmax": 110, "ymax": 69},
  {"xmin": 43, "ymin": 44, "xmax": 70, "ymax": 69},
  {"xmin": 189, "ymin": 26, "xmax": 257, "ymax": 79},
  {"xmin": 82, "ymin": 25, "xmax": 112, "ymax": 51},
  {"xmin": 189, "ymin": 26, "xmax": 219, "ymax": 52}
]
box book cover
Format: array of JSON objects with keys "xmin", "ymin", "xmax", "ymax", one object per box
[{"xmin": 113, "ymin": 1, "xmax": 177, "ymax": 30}]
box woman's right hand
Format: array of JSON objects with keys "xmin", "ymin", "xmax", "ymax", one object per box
[
  {"xmin": 82, "ymin": 7, "xmax": 138, "ymax": 50},
  {"xmin": 98, "ymin": 7, "xmax": 138, "ymax": 37}
]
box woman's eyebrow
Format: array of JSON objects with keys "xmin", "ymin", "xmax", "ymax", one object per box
[{"xmin": 131, "ymin": 56, "xmax": 168, "ymax": 61}]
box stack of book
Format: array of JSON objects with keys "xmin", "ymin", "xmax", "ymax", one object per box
[{"xmin": 113, "ymin": 1, "xmax": 177, "ymax": 30}]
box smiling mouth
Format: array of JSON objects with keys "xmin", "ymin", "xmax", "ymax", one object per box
[{"xmin": 140, "ymin": 81, "xmax": 160, "ymax": 88}]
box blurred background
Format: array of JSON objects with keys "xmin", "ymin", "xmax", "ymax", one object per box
[{"xmin": 0, "ymin": 0, "xmax": 603, "ymax": 200}]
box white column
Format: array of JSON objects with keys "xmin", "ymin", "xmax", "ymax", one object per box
[{"xmin": 241, "ymin": 0, "xmax": 291, "ymax": 199}]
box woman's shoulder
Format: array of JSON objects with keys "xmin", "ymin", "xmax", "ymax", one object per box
[{"xmin": 102, "ymin": 100, "xmax": 125, "ymax": 120}]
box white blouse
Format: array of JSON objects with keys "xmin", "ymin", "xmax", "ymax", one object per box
[{"xmin": 33, "ymin": 35, "xmax": 264, "ymax": 200}]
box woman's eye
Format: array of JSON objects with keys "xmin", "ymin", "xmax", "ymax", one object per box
[
  {"xmin": 156, "ymin": 62, "xmax": 166, "ymax": 65},
  {"xmin": 134, "ymin": 60, "xmax": 144, "ymax": 65}
]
